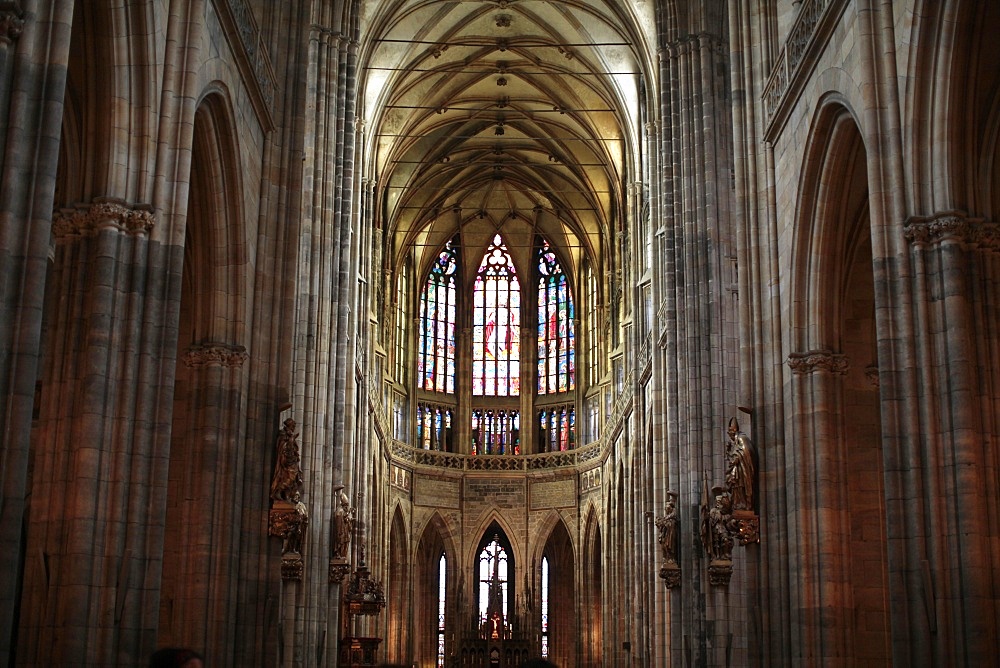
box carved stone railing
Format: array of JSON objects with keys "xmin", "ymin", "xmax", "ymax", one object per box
[
  {"xmin": 389, "ymin": 439, "xmax": 604, "ymax": 472},
  {"xmin": 637, "ymin": 331, "xmax": 652, "ymax": 378},
  {"xmin": 605, "ymin": 370, "xmax": 634, "ymax": 438},
  {"xmin": 761, "ymin": 0, "xmax": 846, "ymax": 138}
]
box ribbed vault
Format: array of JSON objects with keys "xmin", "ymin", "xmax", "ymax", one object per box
[{"xmin": 359, "ymin": 0, "xmax": 652, "ymax": 273}]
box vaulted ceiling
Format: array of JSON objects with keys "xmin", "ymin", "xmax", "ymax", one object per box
[{"xmin": 359, "ymin": 0, "xmax": 653, "ymax": 279}]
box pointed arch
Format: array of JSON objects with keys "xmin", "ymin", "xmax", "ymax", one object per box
[
  {"xmin": 788, "ymin": 98, "xmax": 889, "ymax": 664},
  {"xmin": 184, "ymin": 85, "xmax": 248, "ymax": 345},
  {"xmin": 466, "ymin": 510, "xmax": 522, "ymax": 571},
  {"xmin": 415, "ymin": 512, "xmax": 458, "ymax": 666},
  {"xmin": 538, "ymin": 514, "xmax": 576, "ymax": 666},
  {"xmin": 791, "ymin": 95, "xmax": 868, "ymax": 351},
  {"xmin": 581, "ymin": 505, "xmax": 604, "ymax": 666},
  {"xmin": 160, "ymin": 85, "xmax": 250, "ymax": 660},
  {"xmin": 387, "ymin": 506, "xmax": 410, "ymax": 664},
  {"xmin": 474, "ymin": 520, "xmax": 517, "ymax": 639}
]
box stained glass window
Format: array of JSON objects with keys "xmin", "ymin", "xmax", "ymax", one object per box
[
  {"xmin": 471, "ymin": 409, "xmax": 520, "ymax": 455},
  {"xmin": 537, "ymin": 240, "xmax": 575, "ymax": 394},
  {"xmin": 473, "ymin": 234, "xmax": 520, "ymax": 396},
  {"xmin": 586, "ymin": 264, "xmax": 598, "ymax": 386},
  {"xmin": 478, "ymin": 537, "xmax": 509, "ymax": 635},
  {"xmin": 438, "ymin": 553, "xmax": 446, "ymax": 667},
  {"xmin": 419, "ymin": 239, "xmax": 458, "ymax": 393},
  {"xmin": 395, "ymin": 262, "xmax": 408, "ymax": 384},
  {"xmin": 538, "ymin": 405, "xmax": 575, "ymax": 451},
  {"xmin": 417, "ymin": 403, "xmax": 453, "ymax": 451},
  {"xmin": 541, "ymin": 556, "xmax": 550, "ymax": 658}
]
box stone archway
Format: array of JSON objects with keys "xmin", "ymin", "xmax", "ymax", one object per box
[
  {"xmin": 788, "ymin": 100, "xmax": 888, "ymax": 664},
  {"xmin": 159, "ymin": 91, "xmax": 249, "ymax": 658}
]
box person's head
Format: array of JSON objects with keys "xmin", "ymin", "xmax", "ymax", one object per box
[{"xmin": 150, "ymin": 647, "xmax": 204, "ymax": 668}]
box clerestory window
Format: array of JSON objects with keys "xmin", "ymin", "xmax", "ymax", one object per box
[
  {"xmin": 419, "ymin": 240, "xmax": 458, "ymax": 394},
  {"xmin": 413, "ymin": 233, "xmax": 578, "ymax": 454}
]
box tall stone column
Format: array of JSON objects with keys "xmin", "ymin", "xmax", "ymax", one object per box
[
  {"xmin": 0, "ymin": 2, "xmax": 73, "ymax": 662},
  {"xmin": 18, "ymin": 201, "xmax": 181, "ymax": 665},
  {"xmin": 785, "ymin": 350, "xmax": 852, "ymax": 661},
  {"xmin": 654, "ymin": 15, "xmax": 742, "ymax": 666},
  {"xmin": 290, "ymin": 1, "xmax": 363, "ymax": 662},
  {"xmin": 159, "ymin": 342, "xmax": 250, "ymax": 660},
  {"xmin": 898, "ymin": 213, "xmax": 1000, "ymax": 664}
]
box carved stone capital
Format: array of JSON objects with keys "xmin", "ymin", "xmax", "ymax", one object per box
[
  {"xmin": 52, "ymin": 200, "xmax": 155, "ymax": 239},
  {"xmin": 865, "ymin": 364, "xmax": 880, "ymax": 388},
  {"xmin": 183, "ymin": 342, "xmax": 249, "ymax": 369},
  {"xmin": 787, "ymin": 350, "xmax": 848, "ymax": 375},
  {"xmin": 904, "ymin": 212, "xmax": 999, "ymax": 251}
]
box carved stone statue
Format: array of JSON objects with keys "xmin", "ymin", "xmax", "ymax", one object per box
[
  {"xmin": 269, "ymin": 418, "xmax": 304, "ymax": 503},
  {"xmin": 655, "ymin": 491, "xmax": 679, "ymax": 564},
  {"xmin": 725, "ymin": 417, "xmax": 756, "ymax": 512},
  {"xmin": 282, "ymin": 492, "xmax": 309, "ymax": 554},
  {"xmin": 711, "ymin": 488, "xmax": 734, "ymax": 561},
  {"xmin": 333, "ymin": 488, "xmax": 356, "ymax": 559}
]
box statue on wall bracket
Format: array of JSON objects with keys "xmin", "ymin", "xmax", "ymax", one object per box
[
  {"xmin": 701, "ymin": 415, "xmax": 762, "ymax": 586},
  {"xmin": 656, "ymin": 490, "xmax": 681, "ymax": 588},
  {"xmin": 267, "ymin": 415, "xmax": 308, "ymax": 580},
  {"xmin": 329, "ymin": 485, "xmax": 356, "ymax": 583},
  {"xmin": 701, "ymin": 484, "xmax": 735, "ymax": 586},
  {"xmin": 725, "ymin": 417, "xmax": 760, "ymax": 546}
]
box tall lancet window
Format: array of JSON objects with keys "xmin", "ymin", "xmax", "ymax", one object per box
[
  {"xmin": 537, "ymin": 239, "xmax": 575, "ymax": 394},
  {"xmin": 419, "ymin": 239, "xmax": 459, "ymax": 393},
  {"xmin": 437, "ymin": 553, "xmax": 447, "ymax": 667},
  {"xmin": 473, "ymin": 234, "xmax": 520, "ymax": 396},
  {"xmin": 541, "ymin": 556, "xmax": 550, "ymax": 658},
  {"xmin": 478, "ymin": 535, "xmax": 510, "ymax": 637}
]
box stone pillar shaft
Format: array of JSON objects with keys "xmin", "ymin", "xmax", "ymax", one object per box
[{"xmin": 0, "ymin": 2, "xmax": 73, "ymax": 662}]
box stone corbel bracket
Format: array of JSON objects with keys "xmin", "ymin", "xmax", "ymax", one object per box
[
  {"xmin": 732, "ymin": 510, "xmax": 760, "ymax": 546},
  {"xmin": 329, "ymin": 558, "xmax": 352, "ymax": 584},
  {"xmin": 659, "ymin": 563, "xmax": 681, "ymax": 589},
  {"xmin": 708, "ymin": 560, "xmax": 733, "ymax": 587},
  {"xmin": 269, "ymin": 504, "xmax": 307, "ymax": 581},
  {"xmin": 281, "ymin": 555, "xmax": 303, "ymax": 581}
]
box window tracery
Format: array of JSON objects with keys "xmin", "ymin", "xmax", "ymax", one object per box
[
  {"xmin": 478, "ymin": 535, "xmax": 510, "ymax": 637},
  {"xmin": 419, "ymin": 240, "xmax": 458, "ymax": 393},
  {"xmin": 411, "ymin": 234, "xmax": 581, "ymax": 454},
  {"xmin": 537, "ymin": 240, "xmax": 574, "ymax": 394},
  {"xmin": 473, "ymin": 234, "xmax": 520, "ymax": 397}
]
